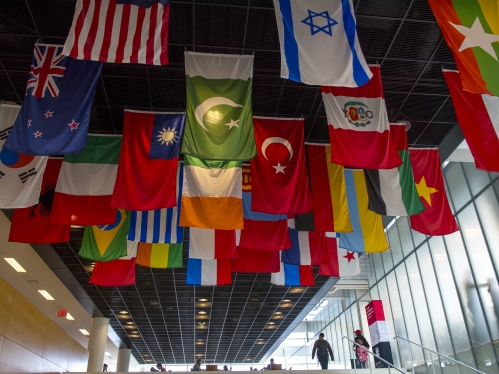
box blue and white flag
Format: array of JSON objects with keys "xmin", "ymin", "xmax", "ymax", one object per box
[
  {"xmin": 273, "ymin": 0, "xmax": 372, "ymax": 87},
  {"xmin": 4, "ymin": 44, "xmax": 102, "ymax": 155},
  {"xmin": 271, "ymin": 252, "xmax": 315, "ymax": 286},
  {"xmin": 128, "ymin": 163, "xmax": 184, "ymax": 243}
]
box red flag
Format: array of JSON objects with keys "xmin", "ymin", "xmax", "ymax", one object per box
[
  {"xmin": 231, "ymin": 247, "xmax": 281, "ymax": 273},
  {"xmin": 250, "ymin": 117, "xmax": 313, "ymax": 214},
  {"xmin": 409, "ymin": 149, "xmax": 458, "ymax": 236},
  {"xmin": 319, "ymin": 233, "xmax": 361, "ymax": 277},
  {"xmin": 111, "ymin": 110, "xmax": 183, "ymax": 211},
  {"xmin": 444, "ymin": 70, "xmax": 499, "ymax": 172},
  {"xmin": 9, "ymin": 158, "xmax": 70, "ymax": 244},
  {"xmin": 321, "ymin": 66, "xmax": 402, "ymax": 170},
  {"xmin": 90, "ymin": 258, "xmax": 136, "ymax": 287}
]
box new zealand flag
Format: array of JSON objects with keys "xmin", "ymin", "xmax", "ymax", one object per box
[{"xmin": 4, "ymin": 44, "xmax": 102, "ymax": 155}]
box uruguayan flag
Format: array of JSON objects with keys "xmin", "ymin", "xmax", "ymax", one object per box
[
  {"xmin": 273, "ymin": 0, "xmax": 372, "ymax": 87},
  {"xmin": 128, "ymin": 163, "xmax": 184, "ymax": 243}
]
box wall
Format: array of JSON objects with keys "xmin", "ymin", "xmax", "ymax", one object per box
[{"xmin": 0, "ymin": 276, "xmax": 88, "ymax": 373}]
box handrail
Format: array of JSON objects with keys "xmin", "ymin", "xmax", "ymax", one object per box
[
  {"xmin": 394, "ymin": 335, "xmax": 486, "ymax": 374},
  {"xmin": 342, "ymin": 336, "xmax": 405, "ymax": 374}
]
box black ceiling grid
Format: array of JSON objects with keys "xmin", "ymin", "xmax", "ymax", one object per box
[{"xmin": 0, "ymin": 0, "xmax": 465, "ymax": 365}]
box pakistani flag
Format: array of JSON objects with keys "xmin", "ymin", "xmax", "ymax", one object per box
[
  {"xmin": 182, "ymin": 51, "xmax": 257, "ymax": 161},
  {"xmin": 364, "ymin": 124, "xmax": 424, "ymax": 216}
]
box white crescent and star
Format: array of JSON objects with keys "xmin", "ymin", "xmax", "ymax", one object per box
[
  {"xmin": 261, "ymin": 137, "xmax": 294, "ymax": 174},
  {"xmin": 194, "ymin": 97, "xmax": 243, "ymax": 132}
]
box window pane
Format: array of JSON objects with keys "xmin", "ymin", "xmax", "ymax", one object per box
[
  {"xmin": 377, "ymin": 277, "xmax": 402, "ymax": 367},
  {"xmin": 462, "ymin": 162, "xmax": 490, "ymax": 195},
  {"xmin": 398, "ymin": 216, "xmax": 418, "ymax": 251},
  {"xmin": 382, "ymin": 249, "xmax": 394, "ymax": 274},
  {"xmin": 475, "ymin": 187, "xmax": 499, "ymax": 281},
  {"xmin": 444, "ymin": 162, "xmax": 471, "ymax": 212},
  {"xmin": 387, "ymin": 222, "xmax": 403, "ymax": 264},
  {"xmin": 368, "ymin": 254, "xmax": 377, "ymax": 288},
  {"xmin": 372, "ymin": 253, "xmax": 384, "ymax": 281}
]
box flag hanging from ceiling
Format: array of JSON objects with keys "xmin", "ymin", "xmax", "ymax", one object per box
[
  {"xmin": 51, "ymin": 135, "xmax": 121, "ymax": 226},
  {"xmin": 180, "ymin": 155, "xmax": 243, "ymax": 230},
  {"xmin": 4, "ymin": 44, "xmax": 102, "ymax": 155},
  {"xmin": 319, "ymin": 232, "xmax": 361, "ymax": 277},
  {"xmin": 251, "ymin": 117, "xmax": 313, "ymax": 214},
  {"xmin": 90, "ymin": 241, "xmax": 137, "ymax": 287},
  {"xmin": 136, "ymin": 242, "xmax": 182, "ymax": 269},
  {"xmin": 305, "ymin": 144, "xmax": 352, "ymax": 232},
  {"xmin": 112, "ymin": 110, "xmax": 184, "ymax": 211},
  {"xmin": 63, "ymin": 0, "xmax": 170, "ymax": 65},
  {"xmin": 9, "ymin": 158, "xmax": 70, "ymax": 244},
  {"xmin": 340, "ymin": 169, "xmax": 389, "ymax": 254},
  {"xmin": 409, "ymin": 148, "xmax": 459, "ymax": 236},
  {"xmin": 281, "ymin": 219, "xmax": 329, "ymax": 265},
  {"xmin": 364, "ymin": 123, "xmax": 424, "ymax": 216},
  {"xmin": 182, "ymin": 51, "xmax": 256, "ymax": 161},
  {"xmin": 428, "ymin": 0, "xmax": 499, "ymax": 95},
  {"xmin": 272, "ymin": 0, "xmax": 372, "ymax": 87},
  {"xmin": 231, "ymin": 247, "xmax": 281, "ymax": 273},
  {"xmin": 444, "ymin": 70, "xmax": 499, "ymax": 172},
  {"xmin": 0, "ymin": 104, "xmax": 48, "ymax": 208},
  {"xmin": 239, "ymin": 166, "xmax": 290, "ymax": 251},
  {"xmin": 186, "ymin": 258, "xmax": 232, "ymax": 286},
  {"xmin": 271, "ymin": 255, "xmax": 315, "ymax": 286},
  {"xmin": 128, "ymin": 162, "xmax": 184, "ymax": 243},
  {"xmin": 188, "ymin": 228, "xmax": 236, "ymax": 259},
  {"xmin": 79, "ymin": 209, "xmax": 131, "ymax": 262},
  {"xmin": 321, "ymin": 66, "xmax": 402, "ymax": 170}
]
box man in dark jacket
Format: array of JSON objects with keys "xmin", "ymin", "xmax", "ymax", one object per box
[{"xmin": 312, "ymin": 333, "xmax": 334, "ymax": 370}]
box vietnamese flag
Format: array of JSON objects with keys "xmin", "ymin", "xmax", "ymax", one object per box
[
  {"xmin": 111, "ymin": 110, "xmax": 185, "ymax": 211},
  {"xmin": 409, "ymin": 149, "xmax": 458, "ymax": 236},
  {"xmin": 250, "ymin": 117, "xmax": 313, "ymax": 214},
  {"xmin": 9, "ymin": 158, "xmax": 70, "ymax": 244}
]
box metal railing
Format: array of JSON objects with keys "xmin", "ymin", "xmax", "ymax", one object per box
[
  {"xmin": 343, "ymin": 336, "xmax": 405, "ymax": 374},
  {"xmin": 394, "ymin": 336, "xmax": 486, "ymax": 374}
]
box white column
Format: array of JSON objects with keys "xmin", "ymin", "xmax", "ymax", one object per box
[
  {"xmin": 117, "ymin": 348, "xmax": 132, "ymax": 372},
  {"xmin": 86, "ymin": 317, "xmax": 110, "ymax": 372}
]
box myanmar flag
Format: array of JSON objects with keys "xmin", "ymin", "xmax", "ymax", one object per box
[
  {"xmin": 136, "ymin": 242, "xmax": 183, "ymax": 269},
  {"xmin": 365, "ymin": 123, "xmax": 424, "ymax": 216},
  {"xmin": 79, "ymin": 209, "xmax": 130, "ymax": 261},
  {"xmin": 181, "ymin": 51, "xmax": 257, "ymax": 161},
  {"xmin": 428, "ymin": 0, "xmax": 499, "ymax": 95}
]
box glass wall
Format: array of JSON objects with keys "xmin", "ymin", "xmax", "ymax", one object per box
[{"xmin": 274, "ymin": 162, "xmax": 499, "ymax": 374}]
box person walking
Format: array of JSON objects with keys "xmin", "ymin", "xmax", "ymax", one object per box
[
  {"xmin": 312, "ymin": 333, "xmax": 334, "ymax": 370},
  {"xmin": 192, "ymin": 359, "xmax": 203, "ymax": 371},
  {"xmin": 353, "ymin": 330, "xmax": 370, "ymax": 368},
  {"xmin": 157, "ymin": 363, "xmax": 166, "ymax": 372}
]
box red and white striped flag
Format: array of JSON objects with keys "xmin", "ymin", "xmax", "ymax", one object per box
[{"xmin": 63, "ymin": 0, "xmax": 170, "ymax": 65}]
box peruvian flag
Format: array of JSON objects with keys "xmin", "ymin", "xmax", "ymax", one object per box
[
  {"xmin": 321, "ymin": 66, "xmax": 401, "ymax": 170},
  {"xmin": 250, "ymin": 117, "xmax": 314, "ymax": 214},
  {"xmin": 319, "ymin": 233, "xmax": 361, "ymax": 277},
  {"xmin": 231, "ymin": 247, "xmax": 281, "ymax": 273},
  {"xmin": 444, "ymin": 70, "xmax": 499, "ymax": 172},
  {"xmin": 188, "ymin": 228, "xmax": 236, "ymax": 259}
]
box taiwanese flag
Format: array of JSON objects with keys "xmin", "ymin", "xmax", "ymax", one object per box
[
  {"xmin": 250, "ymin": 117, "xmax": 313, "ymax": 214},
  {"xmin": 89, "ymin": 242, "xmax": 137, "ymax": 287},
  {"xmin": 238, "ymin": 166, "xmax": 290, "ymax": 251},
  {"xmin": 9, "ymin": 158, "xmax": 70, "ymax": 244},
  {"xmin": 111, "ymin": 110, "xmax": 185, "ymax": 211},
  {"xmin": 186, "ymin": 258, "xmax": 232, "ymax": 286},
  {"xmin": 231, "ymin": 247, "xmax": 281, "ymax": 273},
  {"xmin": 188, "ymin": 228, "xmax": 236, "ymax": 259},
  {"xmin": 409, "ymin": 148, "xmax": 459, "ymax": 236},
  {"xmin": 281, "ymin": 219, "xmax": 329, "ymax": 265},
  {"xmin": 321, "ymin": 66, "xmax": 402, "ymax": 170}
]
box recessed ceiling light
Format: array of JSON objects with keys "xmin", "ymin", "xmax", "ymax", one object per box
[
  {"xmin": 66, "ymin": 313, "xmax": 75, "ymax": 321},
  {"xmin": 198, "ymin": 298, "xmax": 209, "ymax": 302},
  {"xmin": 283, "ymin": 299, "xmax": 291, "ymax": 302},
  {"xmin": 79, "ymin": 329, "xmax": 90, "ymax": 336},
  {"xmin": 268, "ymin": 322, "xmax": 275, "ymax": 325},
  {"xmin": 274, "ymin": 312, "xmax": 282, "ymax": 315},
  {"xmin": 105, "ymin": 352, "xmax": 111, "ymax": 356},
  {"xmin": 4, "ymin": 258, "xmax": 26, "ymax": 272},
  {"xmin": 198, "ymin": 311, "xmax": 206, "ymax": 314},
  {"xmin": 38, "ymin": 290, "xmax": 54, "ymax": 300},
  {"xmin": 119, "ymin": 311, "xmax": 128, "ymax": 314},
  {"xmin": 258, "ymin": 338, "xmax": 265, "ymax": 341},
  {"xmin": 126, "ymin": 322, "xmax": 134, "ymax": 325}
]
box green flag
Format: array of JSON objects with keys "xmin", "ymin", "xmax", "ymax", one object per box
[{"xmin": 181, "ymin": 51, "xmax": 257, "ymax": 161}]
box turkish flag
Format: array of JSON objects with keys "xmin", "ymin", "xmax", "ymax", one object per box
[
  {"xmin": 250, "ymin": 117, "xmax": 314, "ymax": 214},
  {"xmin": 409, "ymin": 149, "xmax": 458, "ymax": 235},
  {"xmin": 9, "ymin": 158, "xmax": 70, "ymax": 244}
]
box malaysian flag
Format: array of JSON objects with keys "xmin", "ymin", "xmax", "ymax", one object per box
[{"xmin": 63, "ymin": 0, "xmax": 170, "ymax": 65}]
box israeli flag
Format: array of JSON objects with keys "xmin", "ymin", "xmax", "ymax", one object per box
[{"xmin": 273, "ymin": 0, "xmax": 372, "ymax": 87}]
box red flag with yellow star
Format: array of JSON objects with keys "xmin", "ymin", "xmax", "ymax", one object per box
[{"xmin": 409, "ymin": 148, "xmax": 458, "ymax": 236}]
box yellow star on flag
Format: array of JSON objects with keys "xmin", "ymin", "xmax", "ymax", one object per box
[{"xmin": 416, "ymin": 176, "xmax": 438, "ymax": 207}]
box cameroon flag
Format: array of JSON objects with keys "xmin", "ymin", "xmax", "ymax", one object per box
[
  {"xmin": 136, "ymin": 243, "xmax": 183, "ymax": 269},
  {"xmin": 79, "ymin": 209, "xmax": 130, "ymax": 261}
]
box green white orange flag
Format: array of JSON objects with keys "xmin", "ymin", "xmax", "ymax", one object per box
[
  {"xmin": 181, "ymin": 51, "xmax": 257, "ymax": 161},
  {"xmin": 428, "ymin": 0, "xmax": 499, "ymax": 95}
]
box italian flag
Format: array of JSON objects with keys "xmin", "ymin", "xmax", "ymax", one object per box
[{"xmin": 51, "ymin": 135, "xmax": 121, "ymax": 226}]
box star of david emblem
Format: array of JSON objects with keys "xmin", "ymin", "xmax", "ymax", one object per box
[{"xmin": 301, "ymin": 9, "xmax": 338, "ymax": 36}]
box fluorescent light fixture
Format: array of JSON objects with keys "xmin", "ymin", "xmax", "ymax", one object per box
[
  {"xmin": 38, "ymin": 290, "xmax": 54, "ymax": 300},
  {"xmin": 105, "ymin": 352, "xmax": 111, "ymax": 356},
  {"xmin": 66, "ymin": 313, "xmax": 75, "ymax": 321},
  {"xmin": 4, "ymin": 258, "xmax": 26, "ymax": 272},
  {"xmin": 119, "ymin": 311, "xmax": 128, "ymax": 314},
  {"xmin": 79, "ymin": 329, "xmax": 90, "ymax": 336}
]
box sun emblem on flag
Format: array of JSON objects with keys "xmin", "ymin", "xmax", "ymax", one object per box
[
  {"xmin": 157, "ymin": 127, "xmax": 178, "ymax": 146},
  {"xmin": 342, "ymin": 101, "xmax": 374, "ymax": 128}
]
